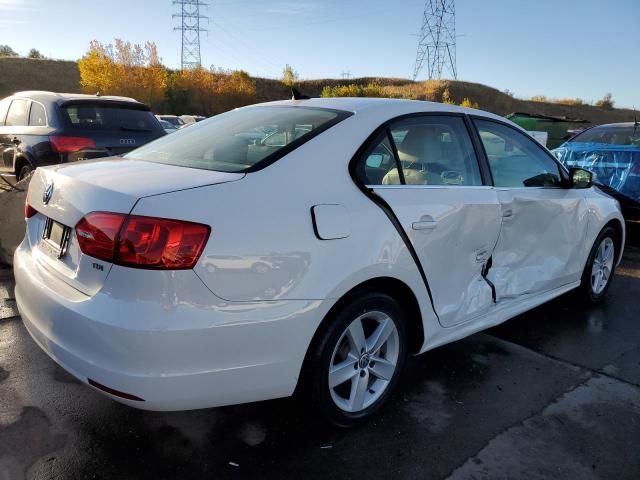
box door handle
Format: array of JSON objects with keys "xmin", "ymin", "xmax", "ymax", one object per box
[
  {"xmin": 502, "ymin": 209, "xmax": 514, "ymax": 218},
  {"xmin": 412, "ymin": 220, "xmax": 437, "ymax": 231}
]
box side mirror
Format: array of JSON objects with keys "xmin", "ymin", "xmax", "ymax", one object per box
[{"xmin": 570, "ymin": 167, "xmax": 593, "ymax": 189}]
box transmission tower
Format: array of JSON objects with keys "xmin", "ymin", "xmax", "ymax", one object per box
[
  {"xmin": 412, "ymin": 0, "xmax": 457, "ymax": 81},
  {"xmin": 173, "ymin": 0, "xmax": 208, "ymax": 70}
]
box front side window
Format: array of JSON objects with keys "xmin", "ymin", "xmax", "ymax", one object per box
[
  {"xmin": 475, "ymin": 119, "xmax": 562, "ymax": 188},
  {"xmin": 126, "ymin": 106, "xmax": 350, "ymax": 173},
  {"xmin": 5, "ymin": 99, "xmax": 29, "ymax": 127},
  {"xmin": 356, "ymin": 115, "xmax": 482, "ymax": 186}
]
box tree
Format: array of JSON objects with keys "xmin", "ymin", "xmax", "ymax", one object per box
[
  {"xmin": 170, "ymin": 66, "xmax": 256, "ymax": 115},
  {"xmin": 0, "ymin": 45, "xmax": 18, "ymax": 57},
  {"xmin": 77, "ymin": 39, "xmax": 167, "ymax": 108},
  {"xmin": 459, "ymin": 97, "xmax": 479, "ymax": 109},
  {"xmin": 595, "ymin": 93, "xmax": 614, "ymax": 109},
  {"xmin": 282, "ymin": 64, "xmax": 298, "ymax": 87},
  {"xmin": 27, "ymin": 48, "xmax": 44, "ymax": 59}
]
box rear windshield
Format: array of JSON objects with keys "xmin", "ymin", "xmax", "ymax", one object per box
[
  {"xmin": 125, "ymin": 106, "xmax": 351, "ymax": 173},
  {"xmin": 61, "ymin": 102, "xmax": 162, "ymax": 133},
  {"xmin": 570, "ymin": 125, "xmax": 640, "ymax": 146}
]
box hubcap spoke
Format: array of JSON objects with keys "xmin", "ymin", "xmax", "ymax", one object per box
[
  {"xmin": 346, "ymin": 320, "xmax": 367, "ymax": 355},
  {"xmin": 369, "ymin": 356, "xmax": 395, "ymax": 381},
  {"xmin": 329, "ymin": 355, "xmax": 358, "ymax": 388},
  {"xmin": 367, "ymin": 318, "xmax": 395, "ymax": 354},
  {"xmin": 349, "ymin": 370, "xmax": 369, "ymax": 411}
]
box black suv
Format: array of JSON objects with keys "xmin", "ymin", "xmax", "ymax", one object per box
[{"xmin": 0, "ymin": 91, "xmax": 165, "ymax": 180}]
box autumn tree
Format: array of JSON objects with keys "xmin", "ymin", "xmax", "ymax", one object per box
[
  {"xmin": 0, "ymin": 45, "xmax": 18, "ymax": 57},
  {"xmin": 170, "ymin": 66, "xmax": 256, "ymax": 116},
  {"xmin": 595, "ymin": 93, "xmax": 614, "ymax": 109},
  {"xmin": 78, "ymin": 39, "xmax": 167, "ymax": 109},
  {"xmin": 282, "ymin": 64, "xmax": 298, "ymax": 87},
  {"xmin": 28, "ymin": 48, "xmax": 44, "ymax": 59}
]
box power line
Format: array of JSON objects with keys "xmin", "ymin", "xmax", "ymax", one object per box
[
  {"xmin": 412, "ymin": 0, "xmax": 457, "ymax": 81},
  {"xmin": 173, "ymin": 0, "xmax": 208, "ymax": 70}
]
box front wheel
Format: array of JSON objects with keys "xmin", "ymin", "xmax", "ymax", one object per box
[
  {"xmin": 579, "ymin": 226, "xmax": 618, "ymax": 303},
  {"xmin": 17, "ymin": 164, "xmax": 33, "ymax": 182},
  {"xmin": 304, "ymin": 292, "xmax": 407, "ymax": 427}
]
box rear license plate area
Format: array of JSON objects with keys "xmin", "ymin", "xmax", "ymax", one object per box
[{"xmin": 41, "ymin": 217, "xmax": 71, "ymax": 258}]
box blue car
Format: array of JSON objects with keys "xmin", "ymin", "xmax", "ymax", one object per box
[{"xmin": 553, "ymin": 122, "xmax": 640, "ymax": 222}]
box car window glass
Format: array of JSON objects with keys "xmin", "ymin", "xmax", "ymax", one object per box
[
  {"xmin": 5, "ymin": 99, "xmax": 29, "ymax": 127},
  {"xmin": 62, "ymin": 103, "xmax": 162, "ymax": 132},
  {"xmin": 0, "ymin": 98, "xmax": 11, "ymax": 126},
  {"xmin": 126, "ymin": 106, "xmax": 348, "ymax": 173},
  {"xmin": 390, "ymin": 116, "xmax": 482, "ymax": 186},
  {"xmin": 475, "ymin": 119, "xmax": 562, "ymax": 188},
  {"xmin": 358, "ymin": 134, "xmax": 401, "ymax": 185},
  {"xmin": 28, "ymin": 102, "xmax": 46, "ymax": 126}
]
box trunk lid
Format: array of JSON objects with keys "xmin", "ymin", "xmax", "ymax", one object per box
[{"xmin": 26, "ymin": 158, "xmax": 243, "ymax": 295}]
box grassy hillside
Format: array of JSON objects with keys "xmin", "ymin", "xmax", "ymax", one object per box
[
  {"xmin": 0, "ymin": 57, "xmax": 79, "ymax": 97},
  {"xmin": 0, "ymin": 57, "xmax": 634, "ymax": 125}
]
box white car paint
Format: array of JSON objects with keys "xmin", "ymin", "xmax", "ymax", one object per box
[{"xmin": 14, "ymin": 98, "xmax": 625, "ymax": 411}]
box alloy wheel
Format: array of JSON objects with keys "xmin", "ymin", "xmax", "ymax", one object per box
[
  {"xmin": 328, "ymin": 310, "xmax": 400, "ymax": 413},
  {"xmin": 591, "ymin": 237, "xmax": 615, "ymax": 295}
]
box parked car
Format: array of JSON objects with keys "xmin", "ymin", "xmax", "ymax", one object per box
[
  {"xmin": 553, "ymin": 122, "xmax": 640, "ymax": 222},
  {"xmin": 0, "ymin": 91, "xmax": 165, "ymax": 180},
  {"xmin": 158, "ymin": 119, "xmax": 178, "ymax": 134},
  {"xmin": 179, "ymin": 114, "xmax": 206, "ymax": 124},
  {"xmin": 156, "ymin": 114, "xmax": 186, "ymax": 128},
  {"xmin": 15, "ymin": 98, "xmax": 624, "ymax": 426}
]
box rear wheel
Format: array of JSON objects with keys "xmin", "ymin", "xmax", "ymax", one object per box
[
  {"xmin": 579, "ymin": 226, "xmax": 618, "ymax": 303},
  {"xmin": 304, "ymin": 292, "xmax": 407, "ymax": 427}
]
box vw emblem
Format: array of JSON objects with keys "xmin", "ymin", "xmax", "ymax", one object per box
[{"xmin": 43, "ymin": 181, "xmax": 54, "ymax": 205}]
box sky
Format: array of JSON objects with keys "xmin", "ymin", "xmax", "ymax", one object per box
[{"xmin": 1, "ymin": 0, "xmax": 639, "ymax": 108}]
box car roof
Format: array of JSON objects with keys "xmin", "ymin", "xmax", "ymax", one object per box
[
  {"xmin": 10, "ymin": 90, "xmax": 143, "ymax": 105},
  {"xmin": 250, "ymin": 97, "xmax": 508, "ymax": 123},
  {"xmin": 588, "ymin": 122, "xmax": 637, "ymax": 128}
]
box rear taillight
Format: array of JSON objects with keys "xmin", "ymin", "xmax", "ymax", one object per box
[
  {"xmin": 75, "ymin": 212, "xmax": 210, "ymax": 270},
  {"xmin": 24, "ymin": 192, "xmax": 37, "ymax": 218},
  {"xmin": 49, "ymin": 135, "xmax": 97, "ymax": 153},
  {"xmin": 76, "ymin": 212, "xmax": 126, "ymax": 262}
]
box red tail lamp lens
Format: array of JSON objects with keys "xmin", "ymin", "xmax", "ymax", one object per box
[
  {"xmin": 24, "ymin": 192, "xmax": 37, "ymax": 218},
  {"xmin": 75, "ymin": 212, "xmax": 126, "ymax": 262},
  {"xmin": 75, "ymin": 212, "xmax": 210, "ymax": 269},
  {"xmin": 49, "ymin": 135, "xmax": 97, "ymax": 153}
]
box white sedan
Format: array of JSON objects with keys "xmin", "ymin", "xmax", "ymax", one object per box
[{"xmin": 15, "ymin": 98, "xmax": 624, "ymax": 426}]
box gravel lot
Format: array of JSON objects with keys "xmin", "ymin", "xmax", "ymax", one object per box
[{"xmin": 1, "ymin": 247, "xmax": 639, "ymax": 480}]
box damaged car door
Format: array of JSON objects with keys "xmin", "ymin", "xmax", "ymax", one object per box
[
  {"xmin": 359, "ymin": 114, "xmax": 502, "ymax": 327},
  {"xmin": 474, "ymin": 118, "xmax": 589, "ymax": 300}
]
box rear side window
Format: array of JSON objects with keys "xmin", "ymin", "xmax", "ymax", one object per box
[
  {"xmin": 0, "ymin": 98, "xmax": 10, "ymax": 126},
  {"xmin": 61, "ymin": 103, "xmax": 161, "ymax": 132},
  {"xmin": 356, "ymin": 115, "xmax": 483, "ymax": 186},
  {"xmin": 5, "ymin": 99, "xmax": 29, "ymax": 126},
  {"xmin": 126, "ymin": 106, "xmax": 351, "ymax": 173},
  {"xmin": 28, "ymin": 102, "xmax": 47, "ymax": 126}
]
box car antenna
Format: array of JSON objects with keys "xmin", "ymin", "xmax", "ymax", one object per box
[
  {"xmin": 634, "ymin": 106, "xmax": 639, "ymax": 127},
  {"xmin": 96, "ymin": 91, "xmax": 101, "ymax": 97},
  {"xmin": 291, "ymin": 87, "xmax": 310, "ymax": 100}
]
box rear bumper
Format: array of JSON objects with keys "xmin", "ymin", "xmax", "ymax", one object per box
[{"xmin": 14, "ymin": 240, "xmax": 327, "ymax": 411}]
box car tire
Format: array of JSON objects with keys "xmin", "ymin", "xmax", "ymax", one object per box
[
  {"xmin": 579, "ymin": 226, "xmax": 618, "ymax": 303},
  {"xmin": 303, "ymin": 292, "xmax": 407, "ymax": 427},
  {"xmin": 17, "ymin": 164, "xmax": 33, "ymax": 182}
]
